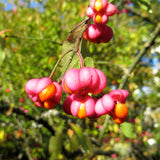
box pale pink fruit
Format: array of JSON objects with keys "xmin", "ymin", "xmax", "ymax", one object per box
[
  {"xmin": 70, "ymin": 94, "xmax": 96, "ymax": 118},
  {"xmin": 25, "ymin": 78, "xmax": 40, "ymax": 95},
  {"xmin": 62, "ymin": 68, "xmax": 80, "ymax": 94},
  {"xmin": 106, "ymin": 3, "xmax": 117, "ymax": 16},
  {"xmin": 95, "ymin": 98, "xmax": 107, "ymax": 116},
  {"xmin": 84, "ymin": 23, "xmax": 113, "ymax": 44},
  {"xmin": 62, "ymin": 67, "xmax": 106, "ymax": 95},
  {"xmin": 100, "ymin": 25, "xmax": 113, "ymax": 43},
  {"xmin": 86, "ymin": 7, "xmax": 95, "ymax": 17},
  {"xmin": 79, "ymin": 67, "xmax": 92, "ymax": 89},
  {"xmin": 101, "ymin": 94, "xmax": 114, "ymax": 112},
  {"xmin": 90, "ymin": 0, "xmax": 96, "ymax": 10},
  {"xmin": 25, "ymin": 77, "xmax": 52, "ymax": 95},
  {"xmin": 25, "ymin": 77, "xmax": 62, "ymax": 108},
  {"xmin": 88, "ymin": 67, "xmax": 100, "ymax": 91},
  {"xmin": 85, "ymin": 24, "xmax": 102, "ymax": 40},
  {"xmin": 93, "ymin": 13, "xmax": 109, "ymax": 24},
  {"xmin": 95, "ymin": 94, "xmax": 114, "ymax": 116},
  {"xmin": 91, "ymin": 68, "xmax": 107, "ymax": 94},
  {"xmin": 35, "ymin": 77, "xmax": 52, "ymax": 94},
  {"xmin": 63, "ymin": 94, "xmax": 75, "ymax": 115},
  {"xmin": 109, "ymin": 89, "xmax": 129, "ymax": 103},
  {"xmin": 109, "ymin": 90, "xmax": 125, "ymax": 102},
  {"xmin": 52, "ymin": 82, "xmax": 62, "ymax": 104},
  {"xmin": 119, "ymin": 89, "xmax": 129, "ymax": 98},
  {"xmin": 90, "ymin": 0, "xmax": 108, "ymax": 12}
]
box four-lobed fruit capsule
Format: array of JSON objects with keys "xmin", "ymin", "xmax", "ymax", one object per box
[
  {"xmin": 62, "ymin": 67, "xmax": 129, "ymax": 123},
  {"xmin": 62, "ymin": 67, "xmax": 107, "ymax": 95},
  {"xmin": 25, "ymin": 77, "xmax": 62, "ymax": 109},
  {"xmin": 83, "ymin": 23, "xmax": 113, "ymax": 43},
  {"xmin": 86, "ymin": 0, "xmax": 117, "ymax": 24},
  {"xmin": 25, "ymin": 71, "xmax": 129, "ymax": 124},
  {"xmin": 63, "ymin": 94, "xmax": 96, "ymax": 119}
]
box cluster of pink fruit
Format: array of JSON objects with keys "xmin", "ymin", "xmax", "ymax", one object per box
[
  {"xmin": 25, "ymin": 77, "xmax": 62, "ymax": 109},
  {"xmin": 25, "ymin": 67, "xmax": 129, "ymax": 124},
  {"xmin": 83, "ymin": 0, "xmax": 117, "ymax": 43},
  {"xmin": 62, "ymin": 67, "xmax": 129, "ymax": 123},
  {"xmin": 24, "ymin": 0, "xmax": 129, "ymax": 124}
]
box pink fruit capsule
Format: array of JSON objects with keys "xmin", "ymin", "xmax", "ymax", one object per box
[
  {"xmin": 86, "ymin": 7, "xmax": 95, "ymax": 17},
  {"xmin": 101, "ymin": 94, "xmax": 114, "ymax": 112},
  {"xmin": 119, "ymin": 89, "xmax": 129, "ymax": 98},
  {"xmin": 109, "ymin": 90, "xmax": 125, "ymax": 102},
  {"xmin": 95, "ymin": 98, "xmax": 108, "ymax": 116},
  {"xmin": 51, "ymin": 82, "xmax": 62, "ymax": 104},
  {"xmin": 62, "ymin": 68, "xmax": 80, "ymax": 94},
  {"xmin": 91, "ymin": 68, "xmax": 107, "ymax": 94},
  {"xmin": 79, "ymin": 67, "xmax": 92, "ymax": 89},
  {"xmin": 105, "ymin": 3, "xmax": 117, "ymax": 16},
  {"xmin": 88, "ymin": 67, "xmax": 100, "ymax": 91},
  {"xmin": 100, "ymin": 25, "xmax": 113, "ymax": 43},
  {"xmin": 36, "ymin": 77, "xmax": 52, "ymax": 94},
  {"xmin": 93, "ymin": 13, "xmax": 109, "ymax": 24},
  {"xmin": 70, "ymin": 95, "xmax": 96, "ymax": 119},
  {"xmin": 25, "ymin": 78, "xmax": 40, "ymax": 95},
  {"xmin": 85, "ymin": 24, "xmax": 102, "ymax": 40},
  {"xmin": 63, "ymin": 94, "xmax": 76, "ymax": 115},
  {"xmin": 90, "ymin": 0, "xmax": 108, "ymax": 12}
]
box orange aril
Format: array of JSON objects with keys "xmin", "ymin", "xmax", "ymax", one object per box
[
  {"xmin": 95, "ymin": 0, "xmax": 103, "ymax": 12},
  {"xmin": 95, "ymin": 13, "xmax": 103, "ymax": 23},
  {"xmin": 63, "ymin": 80, "xmax": 73, "ymax": 94},
  {"xmin": 114, "ymin": 103, "xmax": 128, "ymax": 119},
  {"xmin": 113, "ymin": 115, "xmax": 126, "ymax": 124},
  {"xmin": 44, "ymin": 99, "xmax": 55, "ymax": 109},
  {"xmin": 39, "ymin": 83, "xmax": 56, "ymax": 102},
  {"xmin": 77, "ymin": 103, "xmax": 86, "ymax": 119}
]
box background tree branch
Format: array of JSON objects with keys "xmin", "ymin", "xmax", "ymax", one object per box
[{"xmin": 118, "ymin": 23, "xmax": 160, "ymax": 89}]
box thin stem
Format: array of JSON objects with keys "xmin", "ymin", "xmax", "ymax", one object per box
[
  {"xmin": 96, "ymin": 61, "xmax": 127, "ymax": 73},
  {"xmin": 58, "ymin": 39, "xmax": 79, "ymax": 82},
  {"xmin": 5, "ymin": 35, "xmax": 62, "ymax": 45},
  {"xmin": 118, "ymin": 23, "xmax": 160, "ymax": 89},
  {"xmin": 49, "ymin": 48, "xmax": 73, "ymax": 79},
  {"xmin": 75, "ymin": 37, "xmax": 85, "ymax": 68},
  {"xmin": 0, "ymin": 105, "xmax": 55, "ymax": 136},
  {"xmin": 58, "ymin": 38, "xmax": 81, "ymax": 83},
  {"xmin": 98, "ymin": 116, "xmax": 109, "ymax": 145}
]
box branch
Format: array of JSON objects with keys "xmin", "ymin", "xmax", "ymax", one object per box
[
  {"xmin": 125, "ymin": 6, "xmax": 156, "ymax": 25},
  {"xmin": 92, "ymin": 148, "xmax": 117, "ymax": 157},
  {"xmin": 5, "ymin": 35, "xmax": 62, "ymax": 45},
  {"xmin": 58, "ymin": 38, "xmax": 80, "ymax": 82},
  {"xmin": 0, "ymin": 103, "xmax": 55, "ymax": 136},
  {"xmin": 49, "ymin": 48, "xmax": 73, "ymax": 79},
  {"xmin": 96, "ymin": 61, "xmax": 127, "ymax": 73},
  {"xmin": 118, "ymin": 23, "xmax": 160, "ymax": 89},
  {"xmin": 98, "ymin": 116, "xmax": 109, "ymax": 145}
]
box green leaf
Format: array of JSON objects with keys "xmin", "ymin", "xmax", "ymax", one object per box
[
  {"xmin": 49, "ymin": 125, "xmax": 64, "ymax": 160},
  {"xmin": 70, "ymin": 123, "xmax": 88, "ymax": 152},
  {"xmin": 120, "ymin": 122, "xmax": 136, "ymax": 138},
  {"xmin": 108, "ymin": 0, "xmax": 115, "ymax": 3},
  {"xmin": 0, "ymin": 49, "xmax": 6, "ymax": 66},
  {"xmin": 85, "ymin": 136, "xmax": 93, "ymax": 156},
  {"xmin": 61, "ymin": 18, "xmax": 90, "ymax": 73},
  {"xmin": 80, "ymin": 38, "xmax": 90, "ymax": 57},
  {"xmin": 70, "ymin": 134, "xmax": 80, "ymax": 152},
  {"xmin": 133, "ymin": 0, "xmax": 151, "ymax": 11},
  {"xmin": 84, "ymin": 57, "xmax": 94, "ymax": 67},
  {"xmin": 113, "ymin": 143, "xmax": 130, "ymax": 156}
]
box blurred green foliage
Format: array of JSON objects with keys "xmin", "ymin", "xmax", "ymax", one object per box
[{"xmin": 0, "ymin": 0, "xmax": 160, "ymax": 159}]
